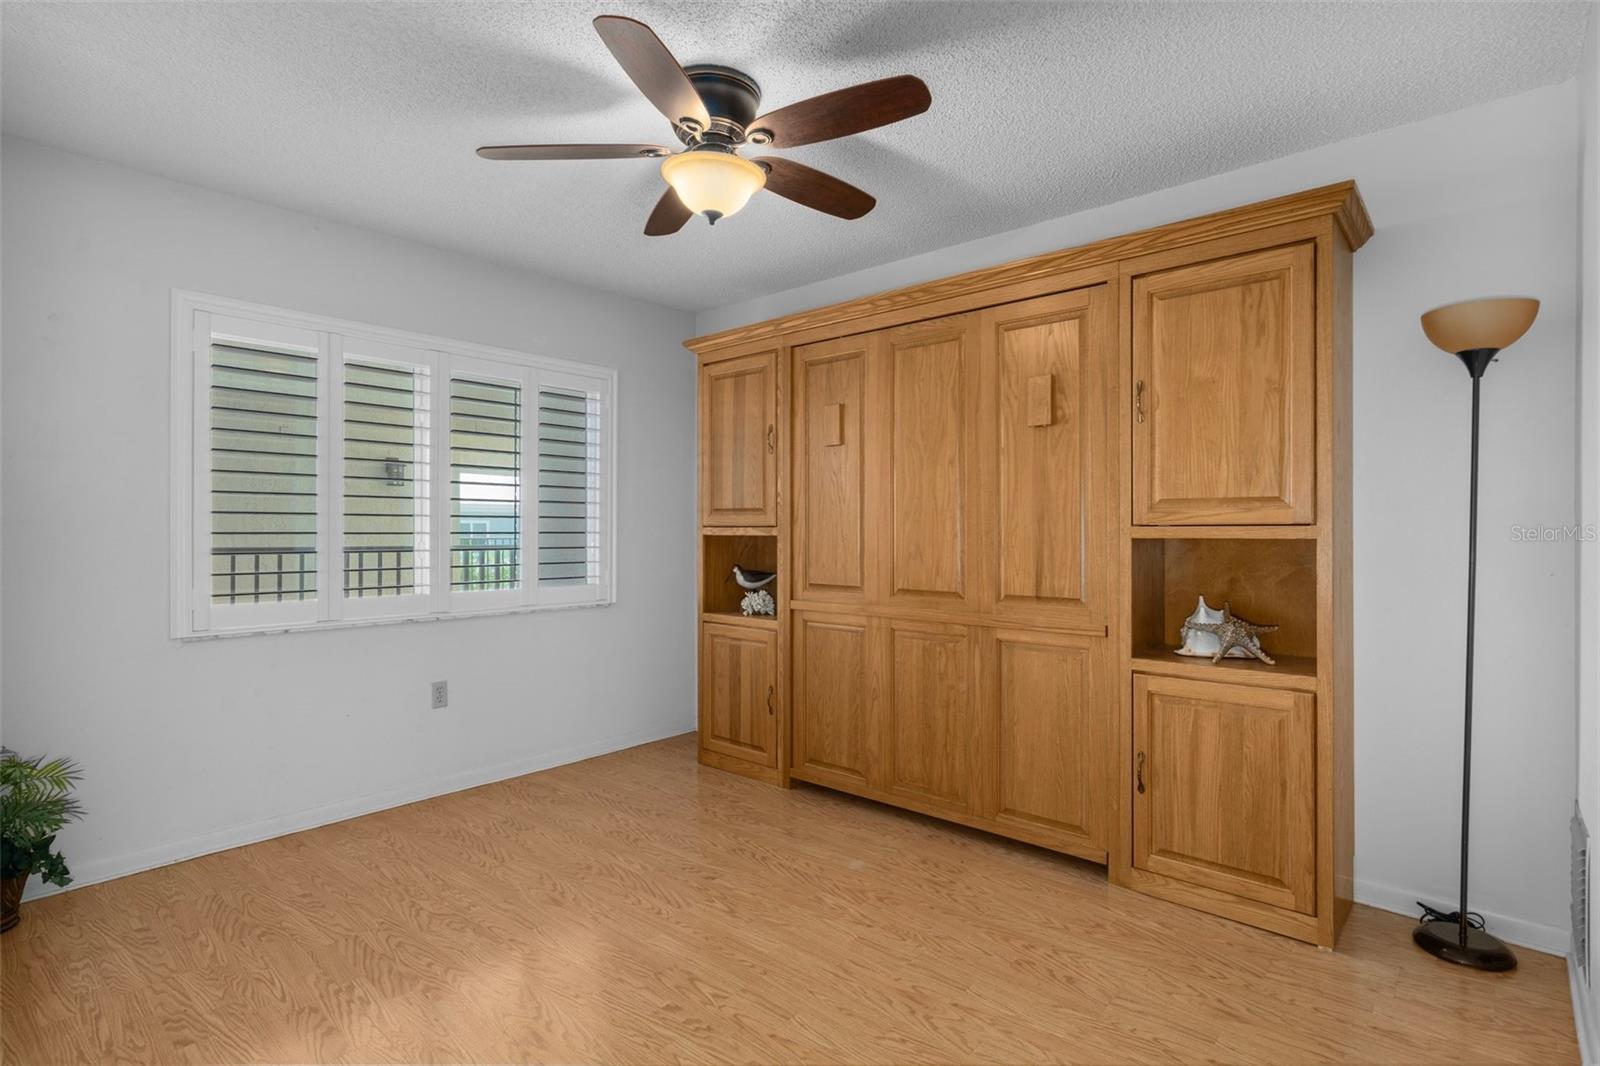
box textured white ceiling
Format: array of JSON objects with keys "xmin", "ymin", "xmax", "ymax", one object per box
[{"xmin": 2, "ymin": 1, "xmax": 1587, "ymax": 311}]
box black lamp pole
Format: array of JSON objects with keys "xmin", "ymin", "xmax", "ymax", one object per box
[
  {"xmin": 1461, "ymin": 355, "xmax": 1484, "ymax": 949},
  {"xmin": 1409, "ymin": 349, "xmax": 1516, "ymax": 969},
  {"xmin": 1412, "ymin": 297, "xmax": 1537, "ymax": 970}
]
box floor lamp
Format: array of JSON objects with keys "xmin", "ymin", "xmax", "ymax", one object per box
[{"xmin": 1413, "ymin": 296, "xmax": 1540, "ymax": 972}]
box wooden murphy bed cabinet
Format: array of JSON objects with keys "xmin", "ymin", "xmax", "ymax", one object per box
[{"xmin": 691, "ymin": 182, "xmax": 1370, "ymax": 948}]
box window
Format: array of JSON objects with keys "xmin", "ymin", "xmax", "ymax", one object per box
[
  {"xmin": 209, "ymin": 325, "xmax": 320, "ymax": 609},
  {"xmin": 450, "ymin": 374, "xmax": 522, "ymax": 595},
  {"xmin": 172, "ymin": 293, "xmax": 615, "ymax": 638},
  {"xmin": 342, "ymin": 354, "xmax": 428, "ymax": 601}
]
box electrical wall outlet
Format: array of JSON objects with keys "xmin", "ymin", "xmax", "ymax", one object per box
[{"xmin": 430, "ymin": 680, "xmax": 448, "ymax": 709}]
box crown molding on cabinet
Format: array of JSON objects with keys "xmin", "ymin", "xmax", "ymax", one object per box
[{"xmin": 685, "ymin": 181, "xmax": 1371, "ymax": 359}]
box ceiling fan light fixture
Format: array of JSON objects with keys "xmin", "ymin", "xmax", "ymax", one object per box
[{"xmin": 660, "ymin": 151, "xmax": 766, "ymax": 223}]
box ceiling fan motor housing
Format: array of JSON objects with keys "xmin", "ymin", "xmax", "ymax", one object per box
[{"xmin": 681, "ymin": 65, "xmax": 763, "ymax": 144}]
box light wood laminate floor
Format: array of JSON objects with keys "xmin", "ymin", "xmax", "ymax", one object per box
[{"xmin": 0, "ymin": 734, "xmax": 1578, "ymax": 1064}]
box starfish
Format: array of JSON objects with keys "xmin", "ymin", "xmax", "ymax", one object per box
[{"xmin": 1185, "ymin": 603, "xmax": 1279, "ymax": 665}]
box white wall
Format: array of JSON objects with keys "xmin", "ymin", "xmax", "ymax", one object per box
[
  {"xmin": 1574, "ymin": 8, "xmax": 1600, "ymax": 1059},
  {"xmin": 1356, "ymin": 186, "xmax": 1576, "ymax": 955},
  {"xmin": 698, "ymin": 84, "xmax": 1583, "ymax": 953},
  {"xmin": 0, "ymin": 137, "xmax": 698, "ymax": 895}
]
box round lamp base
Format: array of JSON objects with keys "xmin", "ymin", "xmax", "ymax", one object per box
[{"xmin": 1412, "ymin": 918, "xmax": 1517, "ymax": 971}]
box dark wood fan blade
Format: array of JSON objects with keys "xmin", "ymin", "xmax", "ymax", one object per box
[
  {"xmin": 749, "ymin": 75, "xmax": 930, "ymax": 148},
  {"xmin": 755, "ymin": 157, "xmax": 876, "ymax": 220},
  {"xmin": 593, "ymin": 15, "xmax": 711, "ymax": 131},
  {"xmin": 476, "ymin": 143, "xmax": 671, "ymax": 161},
  {"xmin": 644, "ymin": 187, "xmax": 693, "ymax": 236}
]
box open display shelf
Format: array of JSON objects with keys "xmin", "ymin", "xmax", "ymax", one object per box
[
  {"xmin": 1132, "ymin": 536, "xmax": 1318, "ymax": 688},
  {"xmin": 701, "ymin": 531, "xmax": 778, "ymax": 616}
]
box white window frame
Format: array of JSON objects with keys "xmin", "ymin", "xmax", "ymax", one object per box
[{"xmin": 170, "ymin": 290, "xmax": 617, "ymax": 640}]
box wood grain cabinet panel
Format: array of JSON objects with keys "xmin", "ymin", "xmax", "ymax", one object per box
[
  {"xmin": 986, "ymin": 629, "xmax": 1108, "ymax": 855},
  {"xmin": 1133, "ymin": 243, "xmax": 1316, "ymax": 525},
  {"xmin": 700, "ymin": 352, "xmax": 777, "ymax": 526},
  {"xmin": 793, "ymin": 336, "xmax": 876, "ymax": 601},
  {"xmin": 980, "ymin": 288, "xmax": 1113, "ymax": 626},
  {"xmin": 792, "ymin": 612, "xmax": 876, "ymax": 788},
  {"xmin": 885, "ymin": 620, "xmax": 973, "ymax": 810},
  {"xmin": 699, "ymin": 623, "xmax": 777, "ymax": 767},
  {"xmin": 882, "ymin": 316, "xmax": 979, "ymax": 609},
  {"xmin": 1133, "ymin": 674, "xmax": 1315, "ymax": 914}
]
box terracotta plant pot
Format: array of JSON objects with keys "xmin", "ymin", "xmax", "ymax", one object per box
[{"xmin": 0, "ymin": 874, "xmax": 26, "ymax": 933}]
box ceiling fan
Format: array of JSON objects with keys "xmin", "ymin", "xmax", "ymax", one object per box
[{"xmin": 477, "ymin": 15, "xmax": 932, "ymax": 235}]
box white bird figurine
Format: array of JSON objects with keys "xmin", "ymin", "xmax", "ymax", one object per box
[{"xmin": 732, "ymin": 565, "xmax": 777, "ymax": 591}]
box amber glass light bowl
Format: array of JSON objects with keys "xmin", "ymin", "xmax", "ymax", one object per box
[{"xmin": 1420, "ymin": 297, "xmax": 1540, "ymax": 355}]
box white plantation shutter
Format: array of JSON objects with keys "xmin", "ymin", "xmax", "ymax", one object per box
[
  {"xmin": 209, "ymin": 340, "xmax": 320, "ymax": 604},
  {"xmin": 536, "ymin": 387, "xmax": 600, "ymax": 586},
  {"xmin": 342, "ymin": 352, "xmax": 430, "ymax": 603},
  {"xmin": 449, "ymin": 375, "xmax": 523, "ymax": 594},
  {"xmin": 532, "ymin": 369, "xmax": 610, "ymax": 606}
]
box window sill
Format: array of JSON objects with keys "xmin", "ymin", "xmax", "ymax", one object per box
[{"xmin": 174, "ymin": 596, "xmax": 614, "ymax": 642}]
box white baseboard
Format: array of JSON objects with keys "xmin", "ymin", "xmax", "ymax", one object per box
[
  {"xmin": 1354, "ymin": 876, "xmax": 1570, "ymax": 956},
  {"xmin": 1572, "ymin": 954, "xmax": 1597, "ymax": 1066},
  {"xmin": 23, "ymin": 724, "xmax": 695, "ymax": 902}
]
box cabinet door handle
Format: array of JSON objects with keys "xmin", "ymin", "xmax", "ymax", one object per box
[
  {"xmin": 766, "ymin": 424, "xmax": 776, "ymax": 453},
  {"xmin": 767, "ymin": 685, "xmax": 775, "ymax": 715},
  {"xmin": 1134, "ymin": 380, "xmax": 1146, "ymax": 424},
  {"xmin": 1136, "ymin": 751, "xmax": 1146, "ymax": 794}
]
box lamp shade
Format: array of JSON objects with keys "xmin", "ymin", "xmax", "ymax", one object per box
[
  {"xmin": 1420, "ymin": 297, "xmax": 1540, "ymax": 354},
  {"xmin": 660, "ymin": 152, "xmax": 766, "ymax": 222}
]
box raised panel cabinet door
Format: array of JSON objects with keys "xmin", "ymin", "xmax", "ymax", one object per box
[
  {"xmin": 793, "ymin": 335, "xmax": 877, "ymax": 601},
  {"xmin": 980, "ymin": 288, "xmax": 1113, "ymax": 626},
  {"xmin": 700, "ymin": 351, "xmax": 777, "ymax": 526},
  {"xmin": 792, "ymin": 611, "xmax": 876, "ymax": 788},
  {"xmin": 1133, "ymin": 674, "xmax": 1315, "ymax": 914},
  {"xmin": 881, "ymin": 316, "xmax": 979, "ymax": 610},
  {"xmin": 885, "ymin": 619, "xmax": 973, "ymax": 810},
  {"xmin": 985, "ymin": 629, "xmax": 1109, "ymax": 855},
  {"xmin": 699, "ymin": 623, "xmax": 777, "ymax": 767},
  {"xmin": 1132, "ymin": 243, "xmax": 1316, "ymax": 525}
]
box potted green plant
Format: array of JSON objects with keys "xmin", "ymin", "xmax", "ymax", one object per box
[{"xmin": 0, "ymin": 749, "xmax": 83, "ymax": 932}]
